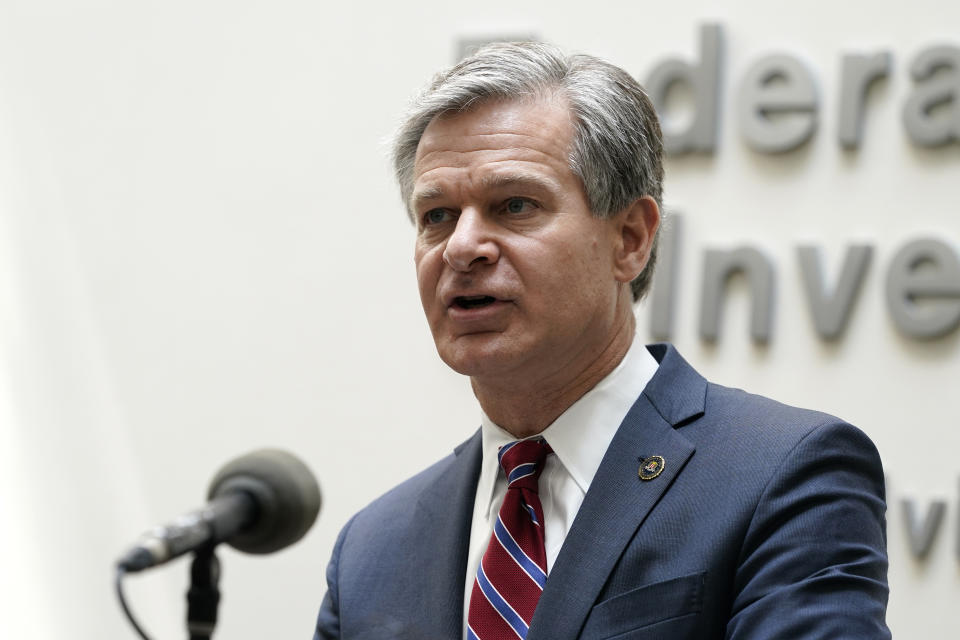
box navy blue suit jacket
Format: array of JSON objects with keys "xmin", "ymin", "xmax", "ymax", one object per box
[{"xmin": 315, "ymin": 345, "xmax": 890, "ymax": 639}]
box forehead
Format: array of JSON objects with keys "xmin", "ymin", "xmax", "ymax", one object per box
[{"xmin": 412, "ymin": 97, "xmax": 577, "ymax": 194}]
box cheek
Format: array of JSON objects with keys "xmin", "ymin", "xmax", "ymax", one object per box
[
  {"xmin": 558, "ymin": 236, "xmax": 607, "ymax": 283},
  {"xmin": 414, "ymin": 249, "xmax": 442, "ymax": 309},
  {"xmin": 550, "ymin": 240, "xmax": 616, "ymax": 310},
  {"xmin": 415, "ymin": 264, "xmax": 431, "ymax": 303}
]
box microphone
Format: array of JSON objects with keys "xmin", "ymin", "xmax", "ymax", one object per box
[{"xmin": 117, "ymin": 448, "xmax": 321, "ymax": 572}]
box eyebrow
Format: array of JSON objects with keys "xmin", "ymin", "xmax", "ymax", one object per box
[
  {"xmin": 410, "ymin": 185, "xmax": 445, "ymax": 209},
  {"xmin": 411, "ymin": 172, "xmax": 560, "ymax": 210}
]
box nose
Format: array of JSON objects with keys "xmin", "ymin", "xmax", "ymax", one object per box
[{"xmin": 442, "ymin": 209, "xmax": 500, "ymax": 272}]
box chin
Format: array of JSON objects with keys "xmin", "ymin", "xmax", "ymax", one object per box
[
  {"xmin": 435, "ymin": 336, "xmax": 523, "ymax": 378},
  {"xmin": 437, "ymin": 349, "xmax": 498, "ymax": 378}
]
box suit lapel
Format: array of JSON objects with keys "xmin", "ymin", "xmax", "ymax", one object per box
[
  {"xmin": 407, "ymin": 431, "xmax": 482, "ymax": 639},
  {"xmin": 528, "ymin": 345, "xmax": 706, "ymax": 640}
]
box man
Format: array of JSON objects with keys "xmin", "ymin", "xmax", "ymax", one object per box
[{"xmin": 315, "ymin": 42, "xmax": 889, "ymax": 639}]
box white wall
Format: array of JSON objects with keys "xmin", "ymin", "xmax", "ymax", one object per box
[{"xmin": 0, "ymin": 1, "xmax": 956, "ymax": 638}]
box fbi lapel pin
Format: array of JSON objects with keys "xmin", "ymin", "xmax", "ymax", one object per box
[{"xmin": 638, "ymin": 455, "xmax": 665, "ymax": 481}]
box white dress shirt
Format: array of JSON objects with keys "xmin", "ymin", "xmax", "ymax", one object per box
[{"xmin": 462, "ymin": 334, "xmax": 660, "ymax": 637}]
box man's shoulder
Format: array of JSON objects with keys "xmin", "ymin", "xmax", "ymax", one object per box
[
  {"xmin": 647, "ymin": 342, "xmax": 874, "ymax": 458},
  {"xmin": 350, "ymin": 430, "xmax": 481, "ymax": 525},
  {"xmin": 701, "ymin": 379, "xmax": 873, "ymax": 463},
  {"xmin": 705, "ymin": 378, "xmax": 847, "ymax": 431}
]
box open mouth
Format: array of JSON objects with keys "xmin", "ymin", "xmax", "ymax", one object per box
[{"xmin": 454, "ymin": 295, "xmax": 497, "ymax": 310}]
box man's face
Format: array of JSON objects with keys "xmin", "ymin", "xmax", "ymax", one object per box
[{"xmin": 411, "ymin": 97, "xmax": 630, "ymax": 386}]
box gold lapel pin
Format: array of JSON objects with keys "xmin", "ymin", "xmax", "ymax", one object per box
[{"xmin": 638, "ymin": 455, "xmax": 665, "ymax": 480}]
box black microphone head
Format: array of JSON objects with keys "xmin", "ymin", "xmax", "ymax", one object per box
[{"xmin": 207, "ymin": 448, "xmax": 321, "ymax": 555}]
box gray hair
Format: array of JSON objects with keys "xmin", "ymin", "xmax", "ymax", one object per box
[{"xmin": 392, "ymin": 41, "xmax": 664, "ymax": 302}]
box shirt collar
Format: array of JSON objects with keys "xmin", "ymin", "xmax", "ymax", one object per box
[{"xmin": 477, "ymin": 334, "xmax": 660, "ymax": 516}]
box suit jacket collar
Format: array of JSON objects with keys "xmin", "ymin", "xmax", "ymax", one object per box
[
  {"xmin": 643, "ymin": 343, "xmax": 708, "ymax": 427},
  {"xmin": 528, "ymin": 343, "xmax": 706, "ymax": 640}
]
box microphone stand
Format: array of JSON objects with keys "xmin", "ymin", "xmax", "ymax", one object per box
[{"xmin": 186, "ymin": 545, "xmax": 221, "ymax": 640}]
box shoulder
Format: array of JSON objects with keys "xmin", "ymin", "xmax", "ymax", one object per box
[
  {"xmin": 639, "ymin": 345, "xmax": 889, "ymax": 638},
  {"xmin": 332, "ymin": 430, "xmax": 481, "ymax": 550},
  {"xmin": 316, "ymin": 434, "xmax": 481, "ymax": 639},
  {"xmin": 642, "ymin": 343, "xmax": 886, "ymax": 525},
  {"xmin": 355, "ymin": 434, "xmax": 477, "ymax": 523},
  {"xmin": 645, "ymin": 342, "xmax": 879, "ymax": 465},
  {"xmin": 704, "ymin": 379, "xmax": 870, "ymax": 450}
]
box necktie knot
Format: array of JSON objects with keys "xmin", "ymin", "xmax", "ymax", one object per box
[{"xmin": 498, "ymin": 438, "xmax": 552, "ymax": 492}]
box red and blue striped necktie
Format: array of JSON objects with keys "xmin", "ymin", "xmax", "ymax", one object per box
[{"xmin": 467, "ymin": 438, "xmax": 552, "ymax": 640}]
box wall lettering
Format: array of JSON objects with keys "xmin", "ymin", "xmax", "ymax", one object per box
[
  {"xmin": 648, "ymin": 214, "xmax": 960, "ymax": 344},
  {"xmin": 646, "ymin": 23, "xmax": 960, "ymax": 153}
]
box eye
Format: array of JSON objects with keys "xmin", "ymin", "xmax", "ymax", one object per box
[
  {"xmin": 504, "ymin": 198, "xmax": 534, "ymax": 214},
  {"xmin": 423, "ymin": 208, "xmax": 452, "ymax": 226}
]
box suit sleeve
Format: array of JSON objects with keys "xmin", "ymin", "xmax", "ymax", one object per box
[
  {"xmin": 314, "ymin": 515, "xmax": 356, "ymax": 640},
  {"xmin": 726, "ymin": 421, "xmax": 890, "ymax": 639}
]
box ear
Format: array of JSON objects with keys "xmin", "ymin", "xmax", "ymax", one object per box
[{"xmin": 611, "ymin": 195, "xmax": 660, "ymax": 284}]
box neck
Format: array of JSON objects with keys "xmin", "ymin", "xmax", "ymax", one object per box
[{"xmin": 472, "ymin": 312, "xmax": 636, "ymax": 439}]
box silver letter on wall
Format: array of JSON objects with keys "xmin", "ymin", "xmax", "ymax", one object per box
[
  {"xmin": 700, "ymin": 247, "xmax": 775, "ymax": 343},
  {"xmin": 838, "ymin": 52, "xmax": 892, "ymax": 149},
  {"xmin": 739, "ymin": 54, "xmax": 819, "ymax": 153},
  {"xmin": 797, "ymin": 245, "xmax": 873, "ymax": 340},
  {"xmin": 902, "ymin": 498, "xmax": 946, "ymax": 560},
  {"xmin": 645, "ymin": 23, "xmax": 723, "ymax": 155},
  {"xmin": 903, "ymin": 45, "xmax": 960, "ymax": 147},
  {"xmin": 886, "ymin": 238, "xmax": 960, "ymax": 338},
  {"xmin": 649, "ymin": 214, "xmax": 682, "ymax": 341}
]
